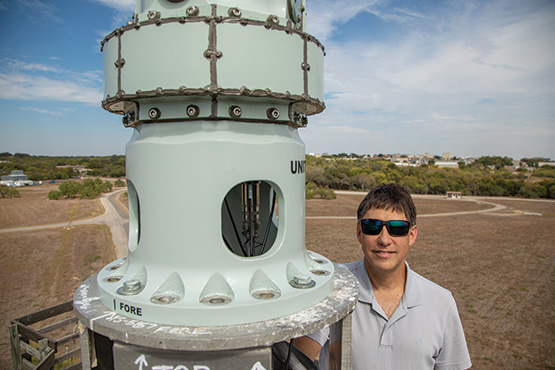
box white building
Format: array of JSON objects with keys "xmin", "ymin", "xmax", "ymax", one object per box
[{"xmin": 0, "ymin": 170, "xmax": 34, "ymax": 187}]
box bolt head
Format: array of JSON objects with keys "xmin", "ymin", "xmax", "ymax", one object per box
[
  {"xmin": 186, "ymin": 6, "xmax": 199, "ymax": 16},
  {"xmin": 293, "ymin": 275, "xmax": 312, "ymax": 285},
  {"xmin": 123, "ymin": 279, "xmax": 141, "ymax": 291}
]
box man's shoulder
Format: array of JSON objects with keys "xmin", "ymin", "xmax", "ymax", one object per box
[
  {"xmin": 343, "ymin": 260, "xmax": 365, "ymax": 276},
  {"xmin": 343, "ymin": 260, "xmax": 362, "ymax": 271},
  {"xmin": 408, "ymin": 267, "xmax": 454, "ymax": 302}
]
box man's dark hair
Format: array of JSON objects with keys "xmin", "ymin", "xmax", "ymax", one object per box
[{"xmin": 357, "ymin": 183, "xmax": 417, "ymax": 225}]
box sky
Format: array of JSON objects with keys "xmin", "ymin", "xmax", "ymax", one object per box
[{"xmin": 0, "ymin": 0, "xmax": 554, "ymax": 160}]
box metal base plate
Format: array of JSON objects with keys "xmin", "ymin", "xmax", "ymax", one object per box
[{"xmin": 74, "ymin": 264, "xmax": 358, "ymax": 351}]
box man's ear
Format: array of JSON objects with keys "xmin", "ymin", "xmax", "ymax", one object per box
[
  {"xmin": 356, "ymin": 222, "xmax": 363, "ymax": 244},
  {"xmin": 408, "ymin": 225, "xmax": 418, "ymax": 247}
]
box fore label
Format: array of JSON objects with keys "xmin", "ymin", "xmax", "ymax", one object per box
[{"xmin": 117, "ymin": 300, "xmax": 143, "ymax": 317}]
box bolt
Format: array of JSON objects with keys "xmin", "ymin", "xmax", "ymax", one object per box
[
  {"xmin": 117, "ymin": 279, "xmax": 143, "ymax": 295},
  {"xmin": 150, "ymin": 294, "xmax": 180, "ymax": 305},
  {"xmin": 147, "ymin": 11, "xmax": 160, "ymax": 20},
  {"xmin": 289, "ymin": 274, "xmax": 315, "ymax": 289},
  {"xmin": 104, "ymin": 275, "xmax": 123, "ymax": 283},
  {"xmin": 186, "ymin": 104, "xmax": 199, "ymax": 118},
  {"xmin": 123, "ymin": 279, "xmax": 141, "ymax": 292},
  {"xmin": 267, "ymin": 107, "xmax": 280, "ymax": 120},
  {"xmin": 148, "ymin": 107, "xmax": 161, "ymax": 120},
  {"xmin": 200, "ymin": 295, "xmax": 232, "ymax": 305},
  {"xmin": 228, "ymin": 7, "xmax": 241, "ymax": 17},
  {"xmin": 293, "ymin": 275, "xmax": 312, "ymax": 286},
  {"xmin": 253, "ymin": 290, "xmax": 280, "ymax": 300},
  {"xmin": 310, "ymin": 269, "xmax": 330, "ymax": 276},
  {"xmin": 229, "ymin": 105, "xmax": 242, "ymax": 118},
  {"xmin": 186, "ymin": 6, "xmax": 199, "ymax": 16}
]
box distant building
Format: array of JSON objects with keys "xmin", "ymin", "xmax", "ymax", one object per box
[
  {"xmin": 1, "ymin": 170, "xmax": 34, "ymax": 187},
  {"xmin": 446, "ymin": 191, "xmax": 462, "ymax": 199},
  {"xmin": 55, "ymin": 165, "xmax": 92, "ymax": 178},
  {"xmin": 393, "ymin": 161, "xmax": 417, "ymax": 167},
  {"xmin": 435, "ymin": 161, "xmax": 459, "ymax": 168}
]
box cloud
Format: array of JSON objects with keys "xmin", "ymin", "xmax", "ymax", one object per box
[
  {"xmin": 8, "ymin": 0, "xmax": 62, "ymax": 22},
  {"xmin": 94, "ymin": 0, "xmax": 136, "ymax": 12},
  {"xmin": 0, "ymin": 59, "xmax": 102, "ymax": 104},
  {"xmin": 301, "ymin": 0, "xmax": 555, "ymax": 158},
  {"xmin": 19, "ymin": 106, "xmax": 74, "ymax": 116},
  {"xmin": 306, "ymin": 0, "xmax": 380, "ymax": 41},
  {"xmin": 0, "ymin": 72, "xmax": 102, "ymax": 104}
]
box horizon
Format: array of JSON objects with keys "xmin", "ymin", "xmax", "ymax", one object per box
[
  {"xmin": 1, "ymin": 151, "xmax": 551, "ymax": 162},
  {"xmin": 1, "ymin": 0, "xmax": 554, "ymax": 159}
]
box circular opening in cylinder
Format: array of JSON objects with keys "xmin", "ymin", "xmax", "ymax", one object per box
[{"xmin": 221, "ymin": 181, "xmax": 279, "ymax": 257}]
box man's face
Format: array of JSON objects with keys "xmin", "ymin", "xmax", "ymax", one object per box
[{"xmin": 357, "ymin": 207, "xmax": 418, "ymax": 277}]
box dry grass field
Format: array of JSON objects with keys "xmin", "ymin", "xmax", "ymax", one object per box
[
  {"xmin": 0, "ymin": 183, "xmax": 104, "ymax": 229},
  {"xmin": 0, "ymin": 186, "xmax": 554, "ymax": 369},
  {"xmin": 0, "ymin": 185, "xmax": 117, "ymax": 368}
]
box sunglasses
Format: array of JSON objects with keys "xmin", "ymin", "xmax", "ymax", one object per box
[{"xmin": 359, "ymin": 219, "xmax": 412, "ymax": 237}]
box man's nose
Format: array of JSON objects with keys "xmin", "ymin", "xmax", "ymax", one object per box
[{"xmin": 377, "ymin": 226, "xmax": 392, "ymax": 245}]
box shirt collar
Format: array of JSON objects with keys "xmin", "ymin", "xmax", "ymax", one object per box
[{"xmin": 353, "ymin": 260, "xmax": 422, "ymax": 308}]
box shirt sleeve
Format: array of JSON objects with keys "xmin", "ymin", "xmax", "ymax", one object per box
[
  {"xmin": 307, "ymin": 325, "xmax": 330, "ymax": 347},
  {"xmin": 434, "ymin": 295, "xmax": 472, "ymax": 370},
  {"xmin": 307, "ymin": 326, "xmax": 331, "ymax": 370}
]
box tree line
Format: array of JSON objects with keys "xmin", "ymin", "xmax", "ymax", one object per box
[
  {"xmin": 48, "ymin": 178, "xmax": 125, "ymax": 200},
  {"xmin": 2, "ymin": 153, "xmax": 553, "ymax": 199},
  {"xmin": 0, "ymin": 152, "xmax": 125, "ymax": 180},
  {"xmin": 306, "ymin": 155, "xmax": 555, "ymax": 199}
]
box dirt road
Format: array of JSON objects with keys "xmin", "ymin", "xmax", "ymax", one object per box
[{"xmin": 0, "ymin": 189, "xmax": 129, "ymax": 257}]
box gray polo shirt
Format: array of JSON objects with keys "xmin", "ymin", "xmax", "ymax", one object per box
[{"xmin": 309, "ymin": 260, "xmax": 471, "ymax": 370}]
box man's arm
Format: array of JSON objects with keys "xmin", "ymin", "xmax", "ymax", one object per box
[{"xmin": 293, "ymin": 336, "xmax": 323, "ymax": 362}]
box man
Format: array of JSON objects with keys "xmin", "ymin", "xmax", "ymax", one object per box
[{"xmin": 295, "ymin": 183, "xmax": 471, "ymax": 369}]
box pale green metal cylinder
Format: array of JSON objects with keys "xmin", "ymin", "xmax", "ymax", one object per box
[{"xmin": 93, "ymin": 0, "xmax": 334, "ymax": 326}]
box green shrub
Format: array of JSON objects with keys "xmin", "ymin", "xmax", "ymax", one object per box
[
  {"xmin": 0, "ymin": 185, "xmax": 20, "ymax": 198},
  {"xmin": 48, "ymin": 190, "xmax": 62, "ymax": 200}
]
